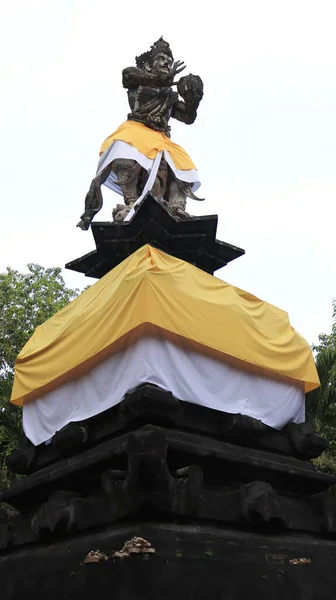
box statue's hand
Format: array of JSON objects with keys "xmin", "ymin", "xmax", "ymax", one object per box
[
  {"xmin": 172, "ymin": 60, "xmax": 186, "ymax": 77},
  {"xmin": 163, "ymin": 60, "xmax": 186, "ymax": 85}
]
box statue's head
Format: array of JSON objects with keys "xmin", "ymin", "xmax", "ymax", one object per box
[{"xmin": 136, "ymin": 37, "xmax": 174, "ymax": 74}]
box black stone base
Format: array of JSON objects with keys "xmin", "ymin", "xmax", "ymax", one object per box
[
  {"xmin": 66, "ymin": 195, "xmax": 245, "ymax": 278},
  {"xmin": 1, "ymin": 521, "xmax": 336, "ymax": 600},
  {"xmin": 2, "ymin": 385, "xmax": 335, "ymax": 598},
  {"xmin": 5, "ymin": 384, "xmax": 328, "ymax": 478}
]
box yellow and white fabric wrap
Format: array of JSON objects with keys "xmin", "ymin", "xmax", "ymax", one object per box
[
  {"xmin": 97, "ymin": 121, "xmax": 200, "ymax": 219},
  {"xmin": 11, "ymin": 245, "xmax": 319, "ymax": 409}
]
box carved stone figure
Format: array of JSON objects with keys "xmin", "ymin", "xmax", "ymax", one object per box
[{"xmin": 77, "ymin": 38, "xmax": 204, "ymax": 230}]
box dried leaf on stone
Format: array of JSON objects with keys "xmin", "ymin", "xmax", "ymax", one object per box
[
  {"xmin": 83, "ymin": 550, "xmax": 108, "ymax": 564},
  {"xmin": 111, "ymin": 537, "xmax": 156, "ymax": 558},
  {"xmin": 289, "ymin": 557, "xmax": 311, "ymax": 565}
]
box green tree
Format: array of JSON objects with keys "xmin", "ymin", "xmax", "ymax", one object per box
[
  {"xmin": 306, "ymin": 300, "xmax": 336, "ymax": 486},
  {"xmin": 306, "ymin": 299, "xmax": 336, "ymax": 443},
  {"xmin": 0, "ymin": 264, "xmax": 79, "ymax": 490},
  {"xmin": 306, "ymin": 347, "xmax": 336, "ymax": 442}
]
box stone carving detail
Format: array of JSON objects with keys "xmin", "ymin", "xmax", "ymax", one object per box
[
  {"xmin": 5, "ymin": 385, "xmax": 329, "ymax": 480},
  {"xmin": 102, "ymin": 429, "xmax": 203, "ymax": 517},
  {"xmin": 77, "ymin": 38, "xmax": 204, "ymax": 230},
  {"xmin": 284, "ymin": 421, "xmax": 328, "ymax": 459},
  {"xmin": 5, "ymin": 435, "xmax": 36, "ymax": 475},
  {"xmin": 31, "ymin": 491, "xmax": 79, "ymax": 537}
]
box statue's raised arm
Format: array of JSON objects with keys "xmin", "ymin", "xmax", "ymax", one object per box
[
  {"xmin": 172, "ymin": 74, "xmax": 204, "ymax": 125},
  {"xmin": 77, "ymin": 38, "xmax": 204, "ymax": 230}
]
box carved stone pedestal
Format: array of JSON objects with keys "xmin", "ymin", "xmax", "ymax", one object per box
[
  {"xmin": 1, "ymin": 385, "xmax": 336, "ymax": 599},
  {"xmin": 2, "ymin": 521, "xmax": 336, "ymax": 600},
  {"xmin": 66, "ymin": 195, "xmax": 245, "ymax": 278}
]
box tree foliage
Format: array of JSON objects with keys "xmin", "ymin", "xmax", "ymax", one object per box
[
  {"xmin": 306, "ymin": 300, "xmax": 336, "ymax": 487},
  {"xmin": 0, "ymin": 264, "xmax": 78, "ymax": 379},
  {"xmin": 306, "ymin": 300, "xmax": 336, "ymax": 444},
  {"xmin": 0, "ymin": 264, "xmax": 79, "ymax": 490}
]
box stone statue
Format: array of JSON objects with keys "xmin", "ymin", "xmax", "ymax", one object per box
[{"xmin": 77, "ymin": 38, "xmax": 204, "ymax": 230}]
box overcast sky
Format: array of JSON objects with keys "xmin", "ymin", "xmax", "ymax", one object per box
[{"xmin": 1, "ymin": 0, "xmax": 335, "ymax": 346}]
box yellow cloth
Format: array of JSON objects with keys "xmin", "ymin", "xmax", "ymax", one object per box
[
  {"xmin": 99, "ymin": 120, "xmax": 196, "ymax": 171},
  {"xmin": 11, "ymin": 245, "xmax": 319, "ymax": 406}
]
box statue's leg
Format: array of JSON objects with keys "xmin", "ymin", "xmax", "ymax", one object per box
[
  {"xmin": 165, "ymin": 166, "xmax": 204, "ymax": 220},
  {"xmin": 167, "ymin": 179, "xmax": 190, "ymax": 219},
  {"xmin": 152, "ymin": 158, "xmax": 168, "ymax": 205},
  {"xmin": 112, "ymin": 158, "xmax": 141, "ymax": 222},
  {"xmin": 77, "ymin": 164, "xmax": 112, "ymax": 230}
]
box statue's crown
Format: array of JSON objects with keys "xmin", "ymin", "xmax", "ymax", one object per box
[{"xmin": 136, "ymin": 37, "xmax": 174, "ymax": 69}]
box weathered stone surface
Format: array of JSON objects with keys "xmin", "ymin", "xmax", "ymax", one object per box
[
  {"xmin": 68, "ymin": 195, "xmax": 245, "ymax": 278},
  {"xmin": 284, "ymin": 421, "xmax": 329, "ymax": 459},
  {"xmin": 5, "ymin": 435, "xmax": 35, "ymax": 475},
  {"xmin": 1, "ymin": 522, "xmax": 336, "ymax": 600},
  {"xmin": 2, "ymin": 388, "xmax": 334, "ymax": 598},
  {"xmin": 5, "ymin": 385, "xmax": 329, "ymax": 479}
]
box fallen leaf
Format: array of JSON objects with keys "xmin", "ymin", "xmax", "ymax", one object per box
[
  {"xmin": 111, "ymin": 537, "xmax": 156, "ymax": 558},
  {"xmin": 83, "ymin": 550, "xmax": 108, "ymax": 564},
  {"xmin": 289, "ymin": 557, "xmax": 311, "ymax": 565}
]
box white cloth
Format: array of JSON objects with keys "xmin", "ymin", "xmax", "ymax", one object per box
[
  {"xmin": 96, "ymin": 140, "xmax": 201, "ymax": 222},
  {"xmin": 23, "ymin": 335, "xmax": 305, "ymax": 446}
]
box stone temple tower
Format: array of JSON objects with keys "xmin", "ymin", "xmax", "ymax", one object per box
[{"xmin": 1, "ymin": 38, "xmax": 335, "ymax": 600}]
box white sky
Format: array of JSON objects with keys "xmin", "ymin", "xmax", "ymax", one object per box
[{"xmin": 0, "ymin": 0, "xmax": 335, "ymax": 346}]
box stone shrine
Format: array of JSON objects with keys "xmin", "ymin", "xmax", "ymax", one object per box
[{"xmin": 1, "ymin": 38, "xmax": 335, "ymax": 600}]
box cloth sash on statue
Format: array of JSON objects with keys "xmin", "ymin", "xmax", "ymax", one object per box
[{"xmin": 96, "ymin": 121, "xmax": 200, "ymax": 221}]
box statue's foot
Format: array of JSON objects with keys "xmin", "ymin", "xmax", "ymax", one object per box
[
  {"xmin": 175, "ymin": 208, "xmax": 191, "ymax": 220},
  {"xmin": 155, "ymin": 197, "xmax": 190, "ymax": 219},
  {"xmin": 167, "ymin": 205, "xmax": 191, "ymax": 220},
  {"xmin": 112, "ymin": 203, "xmax": 132, "ymax": 222},
  {"xmin": 155, "ymin": 197, "xmax": 169, "ymax": 210},
  {"xmin": 76, "ymin": 218, "xmax": 91, "ymax": 231}
]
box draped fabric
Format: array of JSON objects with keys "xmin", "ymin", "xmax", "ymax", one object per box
[
  {"xmin": 96, "ymin": 121, "xmax": 201, "ymax": 219},
  {"xmin": 23, "ymin": 333, "xmax": 305, "ymax": 446},
  {"xmin": 11, "ymin": 245, "xmax": 319, "ymax": 408},
  {"xmin": 99, "ymin": 120, "xmax": 197, "ymax": 169}
]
